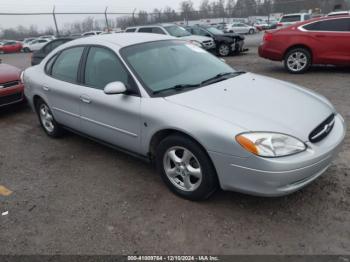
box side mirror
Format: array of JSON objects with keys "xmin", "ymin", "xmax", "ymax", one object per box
[{"xmin": 104, "ymin": 81, "xmax": 127, "ymax": 95}]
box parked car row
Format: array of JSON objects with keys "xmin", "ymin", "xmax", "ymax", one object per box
[
  {"xmin": 1, "ymin": 17, "xmax": 348, "ymax": 201},
  {"xmin": 125, "ymin": 24, "xmax": 247, "ymax": 57}
]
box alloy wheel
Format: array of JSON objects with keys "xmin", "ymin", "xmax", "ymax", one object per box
[
  {"xmin": 39, "ymin": 104, "xmax": 55, "ymax": 133},
  {"xmin": 287, "ymin": 51, "xmax": 308, "ymax": 72},
  {"xmin": 163, "ymin": 146, "xmax": 202, "ymax": 192}
]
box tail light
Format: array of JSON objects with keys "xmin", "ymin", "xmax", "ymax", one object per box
[{"xmin": 263, "ymin": 32, "xmax": 273, "ymax": 42}]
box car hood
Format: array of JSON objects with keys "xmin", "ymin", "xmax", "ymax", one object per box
[
  {"xmin": 164, "ymin": 73, "xmax": 334, "ymax": 141},
  {"xmin": 180, "ymin": 35, "xmax": 213, "ymax": 42},
  {"xmin": 0, "ymin": 64, "xmax": 21, "ymax": 83}
]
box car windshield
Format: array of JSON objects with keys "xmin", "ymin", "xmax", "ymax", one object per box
[
  {"xmin": 206, "ymin": 27, "xmax": 224, "ymax": 35},
  {"xmin": 121, "ymin": 40, "xmax": 236, "ymax": 95},
  {"xmin": 164, "ymin": 25, "xmax": 191, "ymax": 37}
]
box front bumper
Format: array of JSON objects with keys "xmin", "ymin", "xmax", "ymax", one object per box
[
  {"xmin": 209, "ymin": 114, "xmax": 346, "ymax": 197},
  {"xmin": 232, "ymin": 40, "xmax": 247, "ymax": 53},
  {"xmin": 202, "ymin": 41, "xmax": 216, "ymax": 51},
  {"xmin": 0, "ymin": 84, "xmax": 25, "ymax": 107}
]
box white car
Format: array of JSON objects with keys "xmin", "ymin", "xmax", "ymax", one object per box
[
  {"xmin": 278, "ymin": 13, "xmax": 312, "ymax": 27},
  {"xmin": 225, "ymin": 23, "xmax": 256, "ymax": 34},
  {"xmin": 22, "ymin": 39, "xmax": 50, "ymax": 52}
]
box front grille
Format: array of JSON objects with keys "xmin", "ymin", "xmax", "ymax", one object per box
[
  {"xmin": 0, "ymin": 92, "xmax": 23, "ymax": 106},
  {"xmin": 309, "ymin": 114, "xmax": 335, "ymax": 143},
  {"xmin": 0, "ymin": 80, "xmax": 20, "ymax": 89},
  {"xmin": 203, "ymin": 40, "xmax": 212, "ymax": 44}
]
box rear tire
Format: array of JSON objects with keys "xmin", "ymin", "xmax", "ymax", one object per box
[
  {"xmin": 249, "ymin": 29, "xmax": 255, "ymax": 34},
  {"xmin": 284, "ymin": 47, "xmax": 311, "ymax": 74},
  {"xmin": 35, "ymin": 99, "xmax": 64, "ymax": 138},
  {"xmin": 155, "ymin": 135, "xmax": 219, "ymax": 201},
  {"xmin": 23, "ymin": 47, "xmax": 30, "ymax": 53}
]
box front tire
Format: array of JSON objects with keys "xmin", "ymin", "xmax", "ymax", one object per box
[
  {"xmin": 35, "ymin": 99, "xmax": 63, "ymax": 138},
  {"xmin": 156, "ymin": 135, "xmax": 218, "ymax": 201},
  {"xmin": 284, "ymin": 47, "xmax": 311, "ymax": 74},
  {"xmin": 218, "ymin": 44, "xmax": 231, "ymax": 57},
  {"xmin": 249, "ymin": 29, "xmax": 255, "ymax": 34}
]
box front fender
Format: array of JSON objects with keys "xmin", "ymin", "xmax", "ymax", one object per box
[{"xmin": 140, "ymin": 98, "xmax": 250, "ymax": 158}]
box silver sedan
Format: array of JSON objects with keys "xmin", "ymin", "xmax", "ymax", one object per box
[{"xmin": 23, "ymin": 33, "xmax": 346, "ymax": 201}]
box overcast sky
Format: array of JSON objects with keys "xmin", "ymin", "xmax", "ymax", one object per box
[{"xmin": 0, "ymin": 0, "xmax": 203, "ymax": 30}]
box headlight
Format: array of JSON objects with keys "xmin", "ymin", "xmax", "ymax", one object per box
[
  {"xmin": 236, "ymin": 132, "xmax": 306, "ymax": 158},
  {"xmin": 20, "ymin": 71, "xmax": 25, "ymax": 84}
]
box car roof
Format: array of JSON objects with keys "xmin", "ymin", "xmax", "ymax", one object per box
[
  {"xmin": 128, "ymin": 23, "xmax": 176, "ymax": 29},
  {"xmin": 282, "ymin": 13, "xmax": 309, "ymax": 16},
  {"xmin": 328, "ymin": 11, "xmax": 350, "ymax": 16},
  {"xmin": 62, "ymin": 33, "xmax": 175, "ymax": 48}
]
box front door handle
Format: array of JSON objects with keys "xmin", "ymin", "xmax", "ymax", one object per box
[
  {"xmin": 315, "ymin": 34, "xmax": 326, "ymax": 38},
  {"xmin": 80, "ymin": 95, "xmax": 91, "ymax": 104},
  {"xmin": 42, "ymin": 86, "xmax": 50, "ymax": 91}
]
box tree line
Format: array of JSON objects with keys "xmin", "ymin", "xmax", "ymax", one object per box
[{"xmin": 1, "ymin": 0, "xmax": 349, "ymax": 39}]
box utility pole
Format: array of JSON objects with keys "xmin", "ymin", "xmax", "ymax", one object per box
[
  {"xmin": 52, "ymin": 6, "xmax": 60, "ymax": 36},
  {"xmin": 132, "ymin": 9, "xmax": 137, "ymax": 26},
  {"xmin": 104, "ymin": 6, "xmax": 109, "ymax": 31}
]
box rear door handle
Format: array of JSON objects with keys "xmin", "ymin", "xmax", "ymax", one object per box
[
  {"xmin": 315, "ymin": 34, "xmax": 326, "ymax": 38},
  {"xmin": 80, "ymin": 95, "xmax": 91, "ymax": 104},
  {"xmin": 42, "ymin": 86, "xmax": 50, "ymax": 91}
]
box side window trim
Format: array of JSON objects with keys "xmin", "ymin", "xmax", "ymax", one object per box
[
  {"xmin": 45, "ymin": 54, "xmax": 59, "ymax": 75},
  {"xmin": 78, "ymin": 46, "xmax": 90, "ymax": 84}
]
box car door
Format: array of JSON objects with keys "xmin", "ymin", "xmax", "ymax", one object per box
[
  {"xmin": 45, "ymin": 46, "xmax": 85, "ymax": 131},
  {"xmin": 304, "ymin": 18, "xmax": 350, "ymax": 64},
  {"xmin": 79, "ymin": 46, "xmax": 142, "ymax": 153}
]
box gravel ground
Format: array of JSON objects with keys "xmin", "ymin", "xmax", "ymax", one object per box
[{"xmin": 0, "ymin": 34, "xmax": 349, "ymax": 255}]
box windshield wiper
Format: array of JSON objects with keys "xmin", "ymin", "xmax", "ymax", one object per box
[
  {"xmin": 201, "ymin": 71, "xmax": 246, "ymax": 86},
  {"xmin": 153, "ymin": 84, "xmax": 201, "ymax": 95}
]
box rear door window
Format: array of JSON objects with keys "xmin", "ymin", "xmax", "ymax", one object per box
[
  {"xmin": 138, "ymin": 27, "xmax": 153, "ymax": 33},
  {"xmin": 280, "ymin": 15, "xmax": 301, "ymax": 22},
  {"xmin": 51, "ymin": 47, "xmax": 84, "ymax": 83},
  {"xmin": 304, "ymin": 18, "xmax": 350, "ymax": 31}
]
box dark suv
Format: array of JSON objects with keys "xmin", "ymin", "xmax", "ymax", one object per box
[{"xmin": 185, "ymin": 25, "xmax": 247, "ymax": 56}]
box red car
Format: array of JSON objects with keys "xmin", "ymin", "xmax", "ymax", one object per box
[
  {"xmin": 0, "ymin": 63, "xmax": 25, "ymax": 107},
  {"xmin": 259, "ymin": 16, "xmax": 350, "ymax": 73},
  {"xmin": 0, "ymin": 41, "xmax": 23, "ymax": 54}
]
